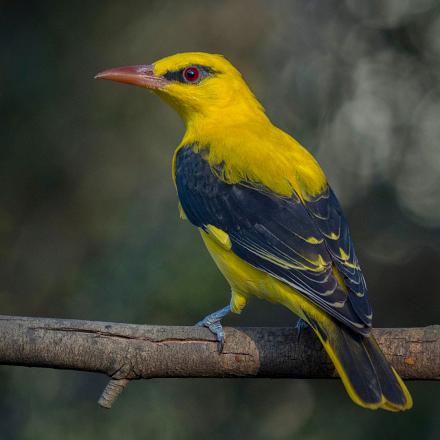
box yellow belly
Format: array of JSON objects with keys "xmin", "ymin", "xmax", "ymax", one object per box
[{"xmin": 200, "ymin": 230, "xmax": 318, "ymax": 321}]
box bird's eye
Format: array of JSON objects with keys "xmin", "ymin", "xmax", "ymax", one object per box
[{"xmin": 183, "ymin": 66, "xmax": 200, "ymax": 83}]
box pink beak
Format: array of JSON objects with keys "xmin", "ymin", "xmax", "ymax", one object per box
[{"xmin": 94, "ymin": 64, "xmax": 168, "ymax": 89}]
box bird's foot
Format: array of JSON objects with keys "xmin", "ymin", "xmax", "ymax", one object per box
[
  {"xmin": 196, "ymin": 305, "xmax": 231, "ymax": 353},
  {"xmin": 295, "ymin": 318, "xmax": 309, "ymax": 341}
]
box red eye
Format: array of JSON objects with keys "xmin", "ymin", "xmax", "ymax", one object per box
[{"xmin": 183, "ymin": 66, "xmax": 200, "ymax": 82}]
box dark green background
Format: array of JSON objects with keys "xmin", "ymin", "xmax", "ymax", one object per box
[{"xmin": 1, "ymin": 1, "xmax": 439, "ymax": 439}]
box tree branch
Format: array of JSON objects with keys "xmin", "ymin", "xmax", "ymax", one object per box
[{"xmin": 0, "ymin": 315, "xmax": 438, "ymax": 408}]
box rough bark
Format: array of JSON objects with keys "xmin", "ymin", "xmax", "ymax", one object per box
[{"xmin": 0, "ymin": 315, "xmax": 438, "ymax": 408}]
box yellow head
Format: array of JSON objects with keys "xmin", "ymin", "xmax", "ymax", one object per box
[{"xmin": 95, "ymin": 52, "xmax": 266, "ymax": 126}]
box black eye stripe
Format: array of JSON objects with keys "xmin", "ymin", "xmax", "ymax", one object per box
[
  {"xmin": 163, "ymin": 65, "xmax": 215, "ymax": 84},
  {"xmin": 163, "ymin": 70, "xmax": 182, "ymax": 82}
]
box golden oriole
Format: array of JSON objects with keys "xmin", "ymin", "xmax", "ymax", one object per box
[{"xmin": 95, "ymin": 52, "xmax": 412, "ymax": 411}]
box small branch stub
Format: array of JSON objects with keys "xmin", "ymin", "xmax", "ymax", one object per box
[{"xmin": 98, "ymin": 378, "xmax": 130, "ymax": 409}]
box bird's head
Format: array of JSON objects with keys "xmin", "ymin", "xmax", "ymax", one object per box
[{"xmin": 95, "ymin": 52, "xmax": 266, "ymax": 127}]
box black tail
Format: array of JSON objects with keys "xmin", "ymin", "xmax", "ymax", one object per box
[{"xmin": 304, "ymin": 313, "xmax": 412, "ymax": 411}]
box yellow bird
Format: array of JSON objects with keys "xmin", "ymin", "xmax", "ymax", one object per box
[{"xmin": 95, "ymin": 52, "xmax": 412, "ymax": 411}]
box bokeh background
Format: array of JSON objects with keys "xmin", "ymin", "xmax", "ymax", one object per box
[{"xmin": 1, "ymin": 0, "xmax": 440, "ymax": 438}]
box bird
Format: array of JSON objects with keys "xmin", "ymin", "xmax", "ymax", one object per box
[{"xmin": 95, "ymin": 52, "xmax": 412, "ymax": 411}]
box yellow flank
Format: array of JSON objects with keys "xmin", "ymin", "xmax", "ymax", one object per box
[
  {"xmin": 201, "ymin": 227, "xmax": 330, "ymax": 321},
  {"xmin": 200, "ymin": 229, "xmax": 335, "ymax": 320},
  {"xmin": 153, "ymin": 53, "xmax": 327, "ymax": 200},
  {"xmin": 200, "ymin": 230, "xmax": 308, "ymax": 317}
]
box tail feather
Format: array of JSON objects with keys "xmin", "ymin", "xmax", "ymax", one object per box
[{"xmin": 304, "ymin": 314, "xmax": 413, "ymax": 411}]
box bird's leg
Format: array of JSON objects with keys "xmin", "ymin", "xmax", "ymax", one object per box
[
  {"xmin": 196, "ymin": 305, "xmax": 231, "ymax": 353},
  {"xmin": 295, "ymin": 318, "xmax": 309, "ymax": 341}
]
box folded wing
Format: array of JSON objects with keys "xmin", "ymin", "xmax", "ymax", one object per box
[{"xmin": 175, "ymin": 145, "xmax": 372, "ymax": 334}]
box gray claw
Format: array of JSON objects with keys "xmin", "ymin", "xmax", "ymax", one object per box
[
  {"xmin": 197, "ymin": 318, "xmax": 225, "ymax": 353},
  {"xmin": 195, "ymin": 305, "xmax": 231, "ymax": 353}
]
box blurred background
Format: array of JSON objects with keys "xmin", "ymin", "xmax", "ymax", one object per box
[{"xmin": 1, "ymin": 0, "xmax": 440, "ymax": 438}]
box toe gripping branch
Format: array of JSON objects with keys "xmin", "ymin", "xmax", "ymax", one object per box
[{"xmin": 196, "ymin": 305, "xmax": 232, "ymax": 352}]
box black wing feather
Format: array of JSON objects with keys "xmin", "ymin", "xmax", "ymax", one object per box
[{"xmin": 305, "ymin": 187, "xmax": 372, "ymax": 324}]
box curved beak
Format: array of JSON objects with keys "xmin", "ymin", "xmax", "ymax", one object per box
[{"xmin": 94, "ymin": 64, "xmax": 168, "ymax": 89}]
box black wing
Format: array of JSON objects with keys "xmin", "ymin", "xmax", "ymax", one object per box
[{"xmin": 175, "ymin": 145, "xmax": 372, "ymax": 334}]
